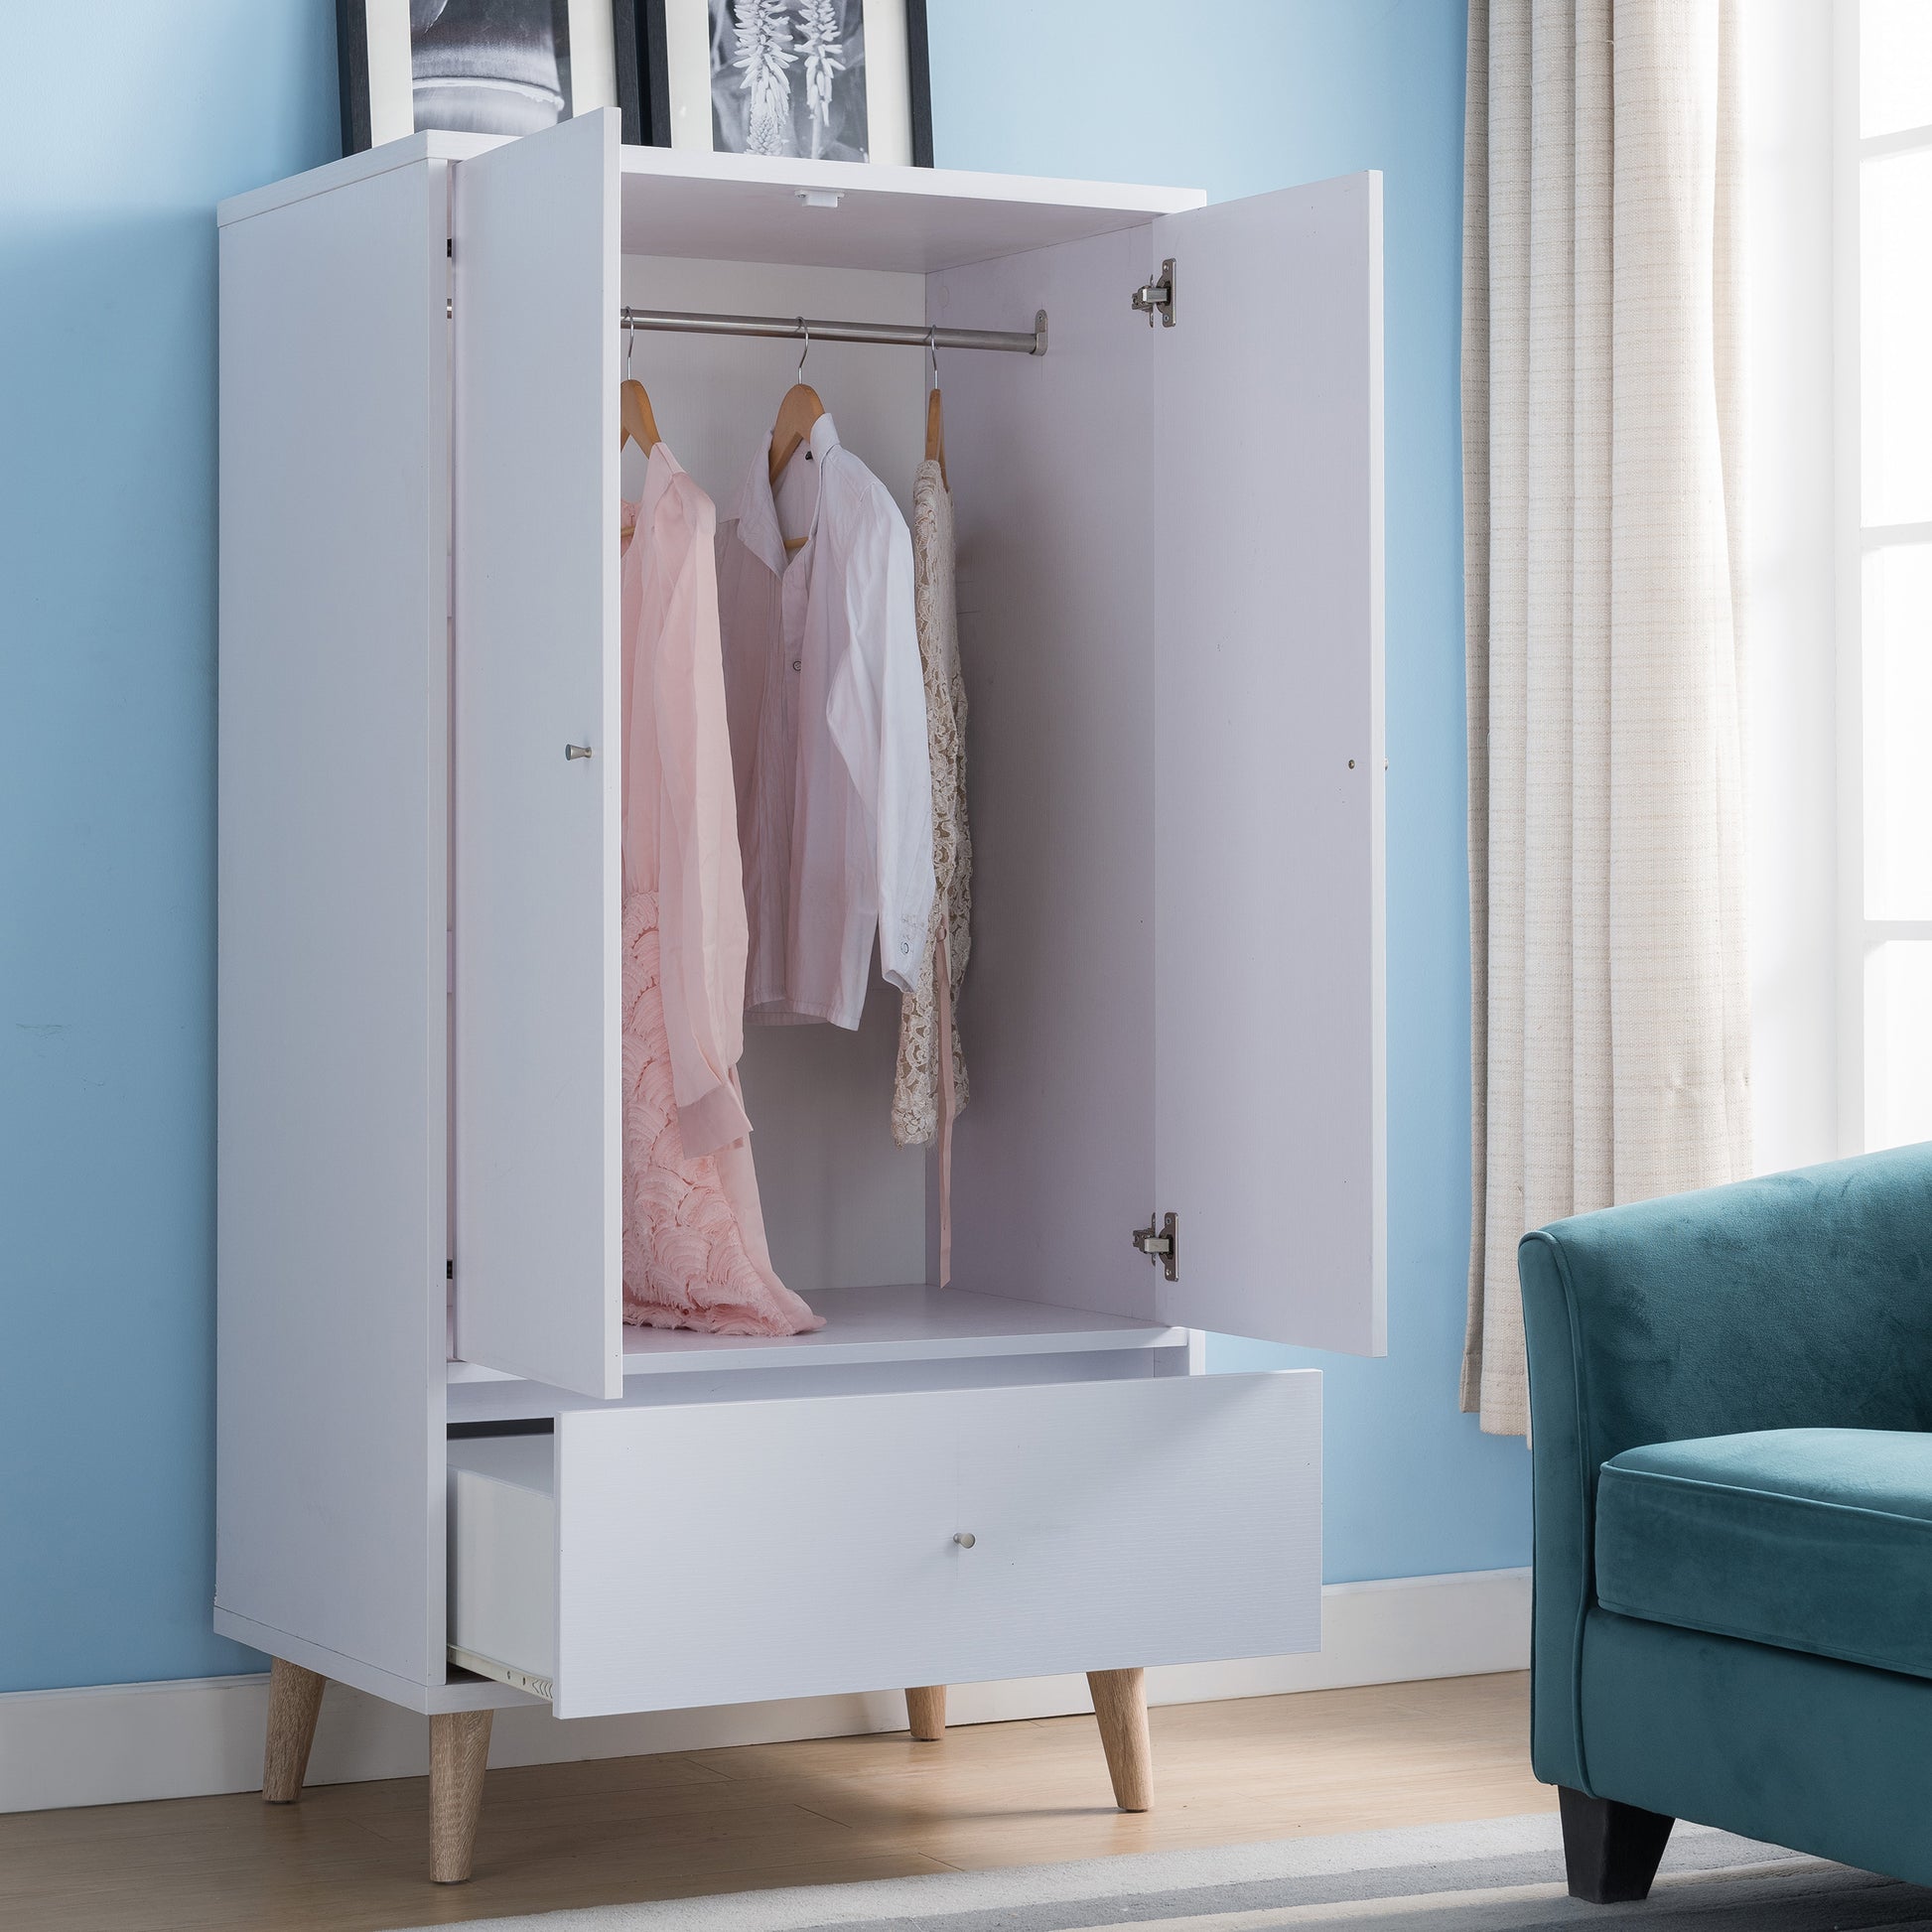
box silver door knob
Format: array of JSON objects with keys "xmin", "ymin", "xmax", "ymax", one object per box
[
  {"xmin": 953, "ymin": 1531, "xmax": 976, "ymax": 1548},
  {"xmin": 565, "ymin": 744, "xmax": 594, "ymax": 760}
]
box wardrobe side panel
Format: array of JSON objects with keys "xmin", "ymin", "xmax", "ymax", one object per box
[
  {"xmin": 925, "ymin": 230, "xmax": 1160, "ymax": 1320},
  {"xmin": 215, "ymin": 162, "xmax": 450, "ymax": 1687},
  {"xmin": 1150, "ymin": 176, "xmax": 1387, "ymax": 1354}
]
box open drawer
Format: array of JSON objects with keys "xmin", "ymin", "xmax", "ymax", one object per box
[{"xmin": 448, "ymin": 1371, "xmax": 1319, "ymax": 1720}]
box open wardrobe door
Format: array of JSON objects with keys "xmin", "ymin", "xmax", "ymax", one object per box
[
  {"xmin": 452, "ymin": 109, "xmax": 622, "ymax": 1398},
  {"xmin": 1149, "ymin": 175, "xmax": 1387, "ymax": 1354}
]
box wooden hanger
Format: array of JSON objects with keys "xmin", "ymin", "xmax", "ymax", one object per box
[
  {"xmin": 620, "ymin": 324, "xmax": 663, "ymax": 459},
  {"xmin": 771, "ymin": 321, "xmax": 826, "ymax": 551},
  {"xmin": 924, "ymin": 328, "xmax": 948, "ymax": 488},
  {"xmin": 924, "ymin": 389, "xmax": 948, "ymax": 490},
  {"xmin": 620, "ymin": 376, "xmax": 662, "ymax": 456},
  {"xmin": 769, "ymin": 383, "xmax": 825, "ymax": 489}
]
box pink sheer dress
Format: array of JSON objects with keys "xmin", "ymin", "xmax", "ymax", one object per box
[{"xmin": 620, "ymin": 449, "xmax": 821, "ymax": 1336}]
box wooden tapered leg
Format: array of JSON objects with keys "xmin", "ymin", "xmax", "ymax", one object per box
[
  {"xmin": 429, "ymin": 1710, "xmax": 493, "ymax": 1884},
  {"xmin": 1088, "ymin": 1667, "xmax": 1152, "ymax": 1812},
  {"xmin": 1558, "ymin": 1786, "xmax": 1674, "ymax": 1903},
  {"xmin": 905, "ymin": 1685, "xmax": 947, "ymax": 1740},
  {"xmin": 262, "ymin": 1658, "xmax": 327, "ymax": 1804}
]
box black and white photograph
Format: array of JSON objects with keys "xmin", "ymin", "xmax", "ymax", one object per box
[
  {"xmin": 335, "ymin": 0, "xmax": 632, "ymax": 153},
  {"xmin": 630, "ymin": 0, "xmax": 930, "ymax": 165},
  {"xmin": 409, "ymin": 0, "xmax": 575, "ymax": 137},
  {"xmin": 709, "ymin": 0, "xmax": 868, "ymax": 161}
]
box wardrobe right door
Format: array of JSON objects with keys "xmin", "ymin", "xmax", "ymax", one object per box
[{"xmin": 1149, "ymin": 175, "xmax": 1387, "ymax": 1355}]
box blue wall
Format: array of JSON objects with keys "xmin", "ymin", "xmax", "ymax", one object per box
[
  {"xmin": 0, "ymin": 3, "xmax": 344, "ymax": 1692},
  {"xmin": 0, "ymin": 0, "xmax": 1521, "ymax": 1697}
]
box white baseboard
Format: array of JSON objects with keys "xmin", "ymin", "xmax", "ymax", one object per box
[{"xmin": 0, "ymin": 1568, "xmax": 1530, "ymax": 1815}]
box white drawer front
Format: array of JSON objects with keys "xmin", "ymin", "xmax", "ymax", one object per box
[{"xmin": 552, "ymin": 1370, "xmax": 1317, "ymax": 1720}]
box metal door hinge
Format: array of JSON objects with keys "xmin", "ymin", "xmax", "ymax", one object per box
[
  {"xmin": 1132, "ymin": 1210, "xmax": 1178, "ymax": 1281},
  {"xmin": 1131, "ymin": 258, "xmax": 1176, "ymax": 328}
]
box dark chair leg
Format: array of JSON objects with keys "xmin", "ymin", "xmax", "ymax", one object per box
[{"xmin": 1558, "ymin": 1786, "xmax": 1675, "ymax": 1903}]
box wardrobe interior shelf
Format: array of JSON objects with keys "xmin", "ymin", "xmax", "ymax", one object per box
[
  {"xmin": 615, "ymin": 146, "xmax": 1203, "ymax": 273},
  {"xmin": 446, "ymin": 1283, "xmax": 1187, "ymax": 1384}
]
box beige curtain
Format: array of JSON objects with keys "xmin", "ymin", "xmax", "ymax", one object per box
[{"xmin": 1461, "ymin": 0, "xmax": 1753, "ymax": 1437}]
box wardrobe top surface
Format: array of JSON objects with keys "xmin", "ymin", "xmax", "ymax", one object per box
[
  {"xmin": 448, "ymin": 1283, "xmax": 1186, "ymax": 1384},
  {"xmin": 216, "ymin": 129, "xmax": 1204, "ymax": 274}
]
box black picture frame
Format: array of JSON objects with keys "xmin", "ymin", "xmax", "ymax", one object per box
[
  {"xmin": 336, "ymin": 0, "xmax": 642, "ymax": 156},
  {"xmin": 623, "ymin": 0, "xmax": 933, "ymax": 166},
  {"xmin": 631, "ymin": 0, "xmax": 672, "ymax": 148},
  {"xmin": 613, "ymin": 1, "xmax": 648, "ymax": 144},
  {"xmin": 335, "ymin": 0, "xmax": 374, "ymax": 155},
  {"xmin": 905, "ymin": 0, "xmax": 932, "ymax": 169}
]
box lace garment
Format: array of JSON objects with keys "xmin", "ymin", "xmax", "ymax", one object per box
[
  {"xmin": 892, "ymin": 460, "xmax": 971, "ymax": 1149},
  {"xmin": 623, "ymin": 891, "xmax": 823, "ymax": 1336}
]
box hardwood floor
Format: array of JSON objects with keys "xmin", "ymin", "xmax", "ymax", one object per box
[{"xmin": 0, "ymin": 1673, "xmax": 1551, "ymax": 1931}]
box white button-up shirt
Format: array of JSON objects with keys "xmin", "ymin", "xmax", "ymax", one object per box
[{"xmin": 717, "ymin": 414, "xmax": 933, "ymax": 1030}]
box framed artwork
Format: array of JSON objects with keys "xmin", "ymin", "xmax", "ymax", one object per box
[
  {"xmin": 335, "ymin": 0, "xmax": 930, "ymax": 164},
  {"xmin": 626, "ymin": 0, "xmax": 933, "ymax": 167},
  {"xmin": 336, "ymin": 0, "xmax": 640, "ymax": 153}
]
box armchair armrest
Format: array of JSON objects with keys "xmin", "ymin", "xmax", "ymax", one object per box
[{"xmin": 1519, "ymin": 1143, "xmax": 1932, "ymax": 1791}]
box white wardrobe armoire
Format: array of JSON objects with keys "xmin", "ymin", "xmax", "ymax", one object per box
[{"xmin": 214, "ymin": 109, "xmax": 1385, "ymax": 1883}]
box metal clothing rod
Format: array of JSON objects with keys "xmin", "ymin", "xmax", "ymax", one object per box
[{"xmin": 619, "ymin": 305, "xmax": 1048, "ymax": 357}]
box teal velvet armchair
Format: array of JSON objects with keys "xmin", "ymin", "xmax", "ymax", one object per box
[{"xmin": 1521, "ymin": 1143, "xmax": 1932, "ymax": 1903}]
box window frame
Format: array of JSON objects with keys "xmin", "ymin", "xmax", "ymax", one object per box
[{"xmin": 1837, "ymin": 0, "xmax": 1932, "ymax": 1155}]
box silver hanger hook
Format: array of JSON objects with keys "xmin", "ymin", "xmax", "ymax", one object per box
[
  {"xmin": 625, "ymin": 319, "xmax": 634, "ymax": 379},
  {"xmin": 927, "ymin": 324, "xmax": 938, "ymax": 390},
  {"xmin": 796, "ymin": 317, "xmax": 810, "ymax": 380}
]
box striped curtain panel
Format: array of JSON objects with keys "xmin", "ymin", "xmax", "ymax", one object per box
[{"xmin": 1461, "ymin": 0, "xmax": 1753, "ymax": 1436}]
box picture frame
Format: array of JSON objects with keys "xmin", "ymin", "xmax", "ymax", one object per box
[
  {"xmin": 335, "ymin": 0, "xmax": 640, "ymax": 154},
  {"xmin": 624, "ymin": 0, "xmax": 933, "ymax": 167}
]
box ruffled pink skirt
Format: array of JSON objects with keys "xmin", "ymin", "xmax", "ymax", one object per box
[{"xmin": 622, "ymin": 892, "xmax": 823, "ymax": 1336}]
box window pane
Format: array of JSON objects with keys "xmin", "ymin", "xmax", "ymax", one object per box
[
  {"xmin": 1864, "ymin": 544, "xmax": 1932, "ymax": 917},
  {"xmin": 1863, "ymin": 148, "xmax": 1932, "ymax": 525},
  {"xmin": 1863, "ymin": 0, "xmax": 1932, "ymax": 138},
  {"xmin": 1866, "ymin": 941, "xmax": 1932, "ymax": 1151}
]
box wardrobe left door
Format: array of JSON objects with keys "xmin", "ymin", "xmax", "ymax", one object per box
[{"xmin": 453, "ymin": 108, "xmax": 623, "ymax": 1399}]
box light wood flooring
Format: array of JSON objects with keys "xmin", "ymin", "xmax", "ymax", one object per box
[{"xmin": 0, "ymin": 1672, "xmax": 1551, "ymax": 1932}]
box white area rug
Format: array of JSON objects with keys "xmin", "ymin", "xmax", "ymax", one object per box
[{"xmin": 405, "ymin": 1810, "xmax": 1932, "ymax": 1930}]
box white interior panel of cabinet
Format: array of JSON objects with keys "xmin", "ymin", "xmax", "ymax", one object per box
[
  {"xmin": 926, "ymin": 227, "xmax": 1162, "ymax": 1321},
  {"xmin": 1150, "ymin": 176, "xmax": 1387, "ymax": 1354},
  {"xmin": 453, "ymin": 112, "xmax": 622, "ymax": 1397}
]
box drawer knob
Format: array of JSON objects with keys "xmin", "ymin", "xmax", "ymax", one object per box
[{"xmin": 952, "ymin": 1531, "xmax": 976, "ymax": 1549}]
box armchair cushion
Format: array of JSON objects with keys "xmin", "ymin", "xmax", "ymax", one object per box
[{"xmin": 1596, "ymin": 1427, "xmax": 1932, "ymax": 1681}]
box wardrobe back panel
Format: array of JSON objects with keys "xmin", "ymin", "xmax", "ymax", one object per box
[
  {"xmin": 927, "ymin": 226, "xmax": 1162, "ymax": 1321},
  {"xmin": 215, "ymin": 159, "xmax": 450, "ymax": 1686},
  {"xmin": 618, "ymin": 253, "xmax": 930, "ymax": 1296}
]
